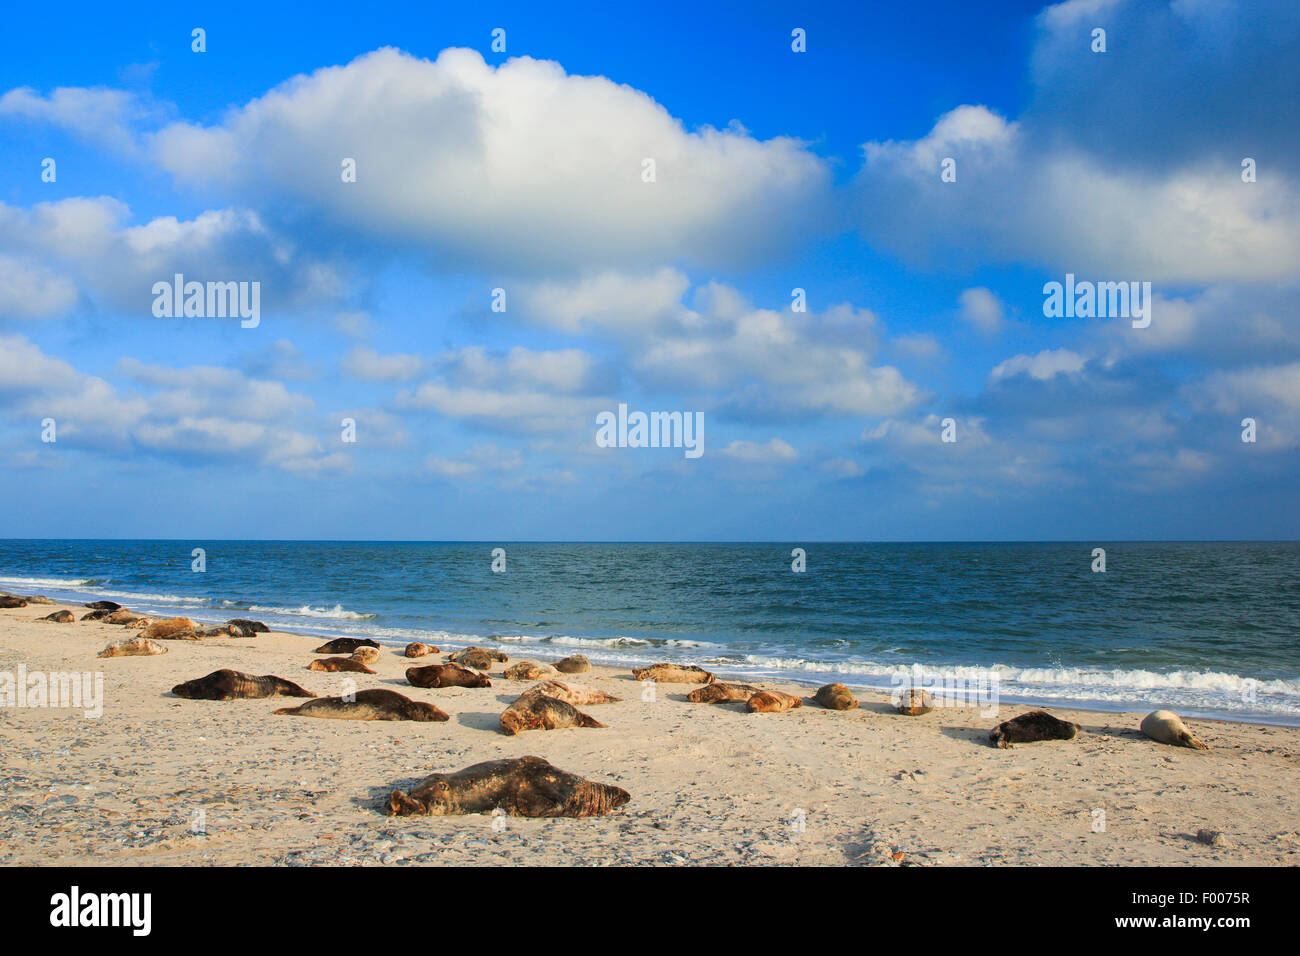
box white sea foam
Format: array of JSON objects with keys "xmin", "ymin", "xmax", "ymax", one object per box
[
  {"xmin": 0, "ymin": 575, "xmax": 98, "ymax": 589},
  {"xmin": 245, "ymin": 603, "xmax": 377, "ymax": 621}
]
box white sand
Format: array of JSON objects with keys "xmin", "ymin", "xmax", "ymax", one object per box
[{"xmin": 2, "ymin": 599, "xmax": 1298, "ymax": 866}]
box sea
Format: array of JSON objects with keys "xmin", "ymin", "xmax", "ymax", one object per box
[{"xmin": 1, "ymin": 539, "xmax": 1297, "ymax": 725}]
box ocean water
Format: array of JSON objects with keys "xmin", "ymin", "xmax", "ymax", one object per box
[{"xmin": 1, "ymin": 539, "xmax": 1298, "ymax": 724}]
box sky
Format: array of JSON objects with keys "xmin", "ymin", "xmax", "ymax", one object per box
[{"xmin": 0, "ymin": 0, "xmax": 1297, "ymax": 541}]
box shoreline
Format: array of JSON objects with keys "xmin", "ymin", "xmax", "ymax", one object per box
[
  {"xmin": 3, "ymin": 578, "xmax": 1294, "ymax": 729},
  {"xmin": 2, "ymin": 594, "xmax": 1300, "ymax": 865}
]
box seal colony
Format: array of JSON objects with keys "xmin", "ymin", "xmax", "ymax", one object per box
[{"xmin": 6, "ymin": 589, "xmax": 1264, "ymax": 863}]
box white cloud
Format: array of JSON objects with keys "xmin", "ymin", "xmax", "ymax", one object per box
[
  {"xmin": 0, "ymin": 254, "xmax": 79, "ymax": 319},
  {"xmin": 340, "ymin": 346, "xmax": 424, "ymax": 383},
  {"xmin": 0, "ymin": 336, "xmax": 345, "ymax": 472},
  {"xmin": 718, "ymin": 438, "xmax": 798, "ymax": 463},
  {"xmin": 0, "ymin": 197, "xmax": 348, "ymax": 317},
  {"xmin": 0, "ymin": 85, "xmax": 163, "ymax": 154},
  {"xmin": 990, "ymin": 349, "xmax": 1087, "ymax": 383},
  {"xmin": 856, "ymin": 104, "xmax": 1300, "ymax": 283},
  {"xmin": 150, "ymin": 48, "xmax": 831, "ymax": 272},
  {"xmin": 958, "ymin": 287, "xmax": 1005, "ymax": 335},
  {"xmin": 425, "ymin": 444, "xmax": 525, "ymax": 479},
  {"xmin": 521, "ymin": 268, "xmax": 692, "ymax": 334}
]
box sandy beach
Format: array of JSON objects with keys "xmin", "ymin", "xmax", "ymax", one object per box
[{"xmin": 2, "ymin": 597, "xmax": 1298, "ymax": 867}]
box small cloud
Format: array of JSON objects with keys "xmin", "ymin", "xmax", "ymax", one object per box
[
  {"xmin": 990, "ymin": 348, "xmax": 1086, "ymax": 383},
  {"xmin": 958, "ymin": 287, "xmax": 1005, "ymax": 335},
  {"xmin": 719, "ymin": 438, "xmax": 798, "ymax": 463},
  {"xmin": 340, "ymin": 345, "xmax": 424, "ymax": 383},
  {"xmin": 333, "ymin": 311, "xmax": 374, "ymax": 338},
  {"xmin": 821, "ymin": 457, "xmax": 864, "ymax": 477}
]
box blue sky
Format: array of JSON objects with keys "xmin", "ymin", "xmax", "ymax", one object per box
[{"xmin": 1, "ymin": 0, "xmax": 1297, "ymax": 540}]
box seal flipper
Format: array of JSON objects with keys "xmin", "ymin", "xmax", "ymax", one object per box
[{"xmin": 388, "ymin": 790, "xmax": 423, "ymax": 816}]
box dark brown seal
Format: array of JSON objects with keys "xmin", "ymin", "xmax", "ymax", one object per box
[
  {"xmin": 171, "ymin": 669, "xmax": 316, "ymax": 701},
  {"xmin": 448, "ymin": 647, "xmax": 509, "ymax": 669},
  {"xmin": 747, "ymin": 690, "xmax": 803, "ymax": 713},
  {"xmin": 84, "ymin": 600, "xmax": 122, "ymax": 611},
  {"xmin": 0, "ymin": 596, "xmax": 30, "ymax": 609},
  {"xmin": 989, "ymin": 710, "xmax": 1080, "ymax": 748},
  {"xmin": 687, "ymin": 682, "xmax": 762, "ymax": 703},
  {"xmin": 814, "ymin": 683, "xmax": 858, "ymax": 710},
  {"xmin": 632, "ymin": 663, "xmax": 714, "ymax": 684},
  {"xmin": 313, "ymin": 637, "xmax": 380, "ymax": 654},
  {"xmin": 308, "ymin": 657, "xmax": 377, "ymax": 674},
  {"xmin": 226, "ymin": 618, "xmax": 269, "ymax": 636},
  {"xmin": 39, "ymin": 609, "xmax": 75, "ymax": 623},
  {"xmin": 387, "ymin": 755, "xmax": 630, "ymax": 817},
  {"xmin": 274, "ymin": 689, "xmax": 448, "ymax": 721},
  {"xmin": 500, "ymin": 691, "xmax": 606, "ymax": 735},
  {"xmin": 406, "ymin": 662, "xmax": 491, "ymax": 688}
]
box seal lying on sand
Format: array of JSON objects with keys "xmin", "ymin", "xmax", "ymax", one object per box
[
  {"xmin": 896, "ymin": 688, "xmax": 935, "ymax": 716},
  {"xmin": 84, "ymin": 600, "xmax": 122, "ymax": 611},
  {"xmin": 815, "ymin": 683, "xmax": 858, "ymax": 710},
  {"xmin": 404, "ymin": 642, "xmax": 438, "ymax": 658},
  {"xmin": 171, "ymin": 669, "xmax": 316, "ymax": 701},
  {"xmin": 199, "ymin": 624, "xmax": 240, "ymax": 637},
  {"xmin": 688, "ymin": 682, "xmax": 762, "ymax": 704},
  {"xmin": 105, "ymin": 608, "xmax": 151, "ymax": 626},
  {"xmin": 0, "ymin": 596, "xmax": 29, "ymax": 608},
  {"xmin": 39, "ymin": 610, "xmax": 75, "ymax": 623},
  {"xmin": 747, "ymin": 690, "xmax": 803, "ymax": 713},
  {"xmin": 275, "ymin": 689, "xmax": 448, "ymax": 722},
  {"xmin": 308, "ymin": 657, "xmax": 376, "ymax": 674},
  {"xmin": 632, "ymin": 663, "xmax": 714, "ymax": 684},
  {"xmin": 406, "ymin": 663, "xmax": 491, "ymax": 689},
  {"xmin": 504, "ymin": 660, "xmax": 559, "ymax": 680},
  {"xmin": 525, "ymin": 680, "xmax": 621, "ymax": 705},
  {"xmin": 500, "ymin": 690, "xmax": 605, "ymax": 735},
  {"xmin": 555, "ymin": 654, "xmax": 590, "ymax": 674},
  {"xmin": 448, "ymin": 647, "xmax": 508, "ymax": 670},
  {"xmin": 388, "ymin": 755, "xmax": 630, "ymax": 817},
  {"xmin": 313, "ymin": 638, "xmax": 380, "ymax": 654},
  {"xmin": 349, "ymin": 646, "xmax": 381, "ymax": 664},
  {"xmin": 1141, "ymin": 710, "xmax": 1209, "ymax": 750},
  {"xmin": 226, "ymin": 619, "xmax": 268, "ymax": 636},
  {"xmin": 99, "ymin": 637, "xmax": 167, "ymax": 658},
  {"xmin": 989, "ymin": 710, "xmax": 1079, "ymax": 748},
  {"xmin": 140, "ymin": 617, "xmax": 202, "ymax": 640}
]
